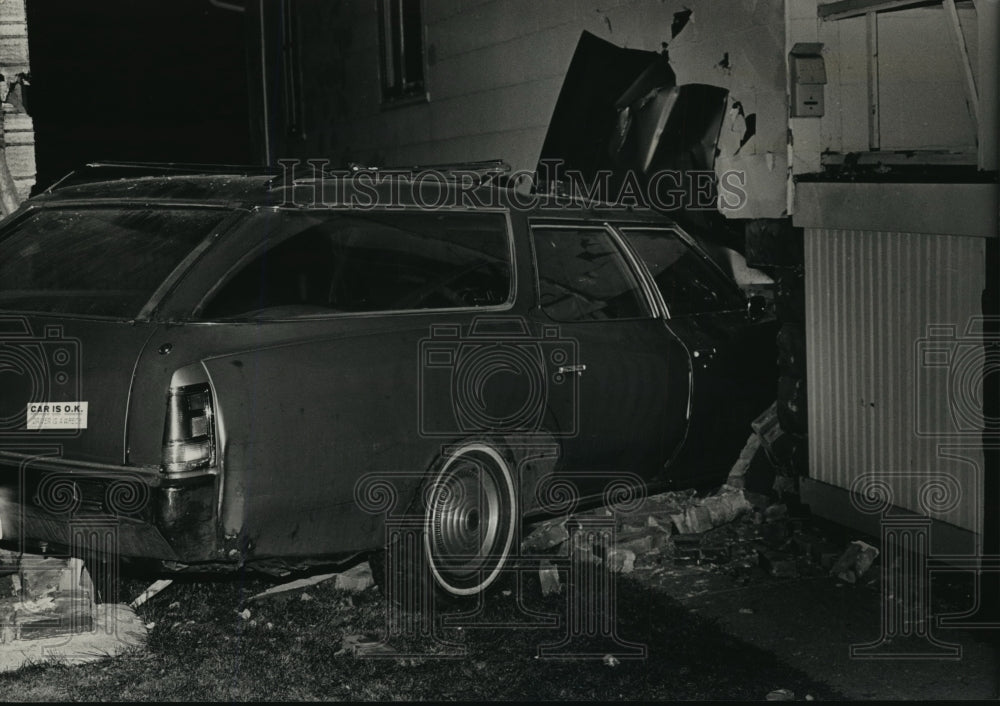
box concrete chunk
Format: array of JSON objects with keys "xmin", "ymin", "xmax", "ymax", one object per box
[
  {"xmin": 538, "ymin": 560, "xmax": 561, "ymax": 596},
  {"xmin": 334, "ymin": 562, "xmax": 374, "ymax": 593}
]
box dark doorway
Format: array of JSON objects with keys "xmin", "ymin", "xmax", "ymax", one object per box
[{"xmin": 25, "ymin": 0, "xmax": 252, "ymax": 191}]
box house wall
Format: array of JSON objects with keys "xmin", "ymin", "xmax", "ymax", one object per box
[
  {"xmin": 788, "ymin": 2, "xmax": 998, "ymax": 549},
  {"xmin": 788, "ymin": 0, "xmax": 993, "ymax": 173},
  {"xmin": 265, "ymin": 0, "xmax": 790, "ymax": 219},
  {"xmin": 0, "ymin": 0, "xmax": 34, "ymax": 212}
]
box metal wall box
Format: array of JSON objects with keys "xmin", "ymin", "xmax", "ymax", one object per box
[{"xmin": 790, "ymin": 43, "xmax": 826, "ymax": 117}]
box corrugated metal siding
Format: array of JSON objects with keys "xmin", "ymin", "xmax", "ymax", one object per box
[{"xmin": 805, "ymin": 229, "xmax": 986, "ymax": 535}]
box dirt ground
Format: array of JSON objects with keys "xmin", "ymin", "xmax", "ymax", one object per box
[
  {"xmin": 518, "ymin": 485, "xmax": 1000, "ymax": 700},
  {"xmin": 0, "ymin": 486, "xmax": 996, "ymax": 701}
]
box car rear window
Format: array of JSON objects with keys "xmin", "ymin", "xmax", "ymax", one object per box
[
  {"xmin": 0, "ymin": 207, "xmax": 225, "ymax": 317},
  {"xmin": 200, "ymin": 211, "xmax": 512, "ymax": 319}
]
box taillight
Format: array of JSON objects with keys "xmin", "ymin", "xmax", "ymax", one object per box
[{"xmin": 162, "ymin": 383, "xmax": 216, "ymax": 474}]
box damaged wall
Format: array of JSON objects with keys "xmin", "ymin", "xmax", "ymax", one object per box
[
  {"xmin": 0, "ymin": 0, "xmax": 34, "ymax": 214},
  {"xmin": 260, "ymin": 0, "xmax": 789, "ymax": 219}
]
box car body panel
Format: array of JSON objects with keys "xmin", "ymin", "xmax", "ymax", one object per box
[
  {"xmin": 0, "ymin": 170, "xmax": 776, "ymax": 572},
  {"xmin": 0, "ymin": 314, "xmax": 159, "ymax": 465}
]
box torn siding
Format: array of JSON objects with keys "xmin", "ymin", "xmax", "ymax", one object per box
[
  {"xmin": 268, "ymin": 0, "xmax": 790, "ymax": 219},
  {"xmin": 0, "ymin": 0, "xmax": 34, "ymax": 213}
]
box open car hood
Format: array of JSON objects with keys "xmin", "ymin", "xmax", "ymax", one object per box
[{"xmin": 535, "ymin": 31, "xmax": 729, "ymax": 211}]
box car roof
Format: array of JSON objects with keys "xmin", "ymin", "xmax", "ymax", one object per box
[{"xmin": 28, "ymin": 163, "xmax": 680, "ymax": 224}]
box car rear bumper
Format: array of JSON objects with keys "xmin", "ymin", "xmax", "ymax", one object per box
[
  {"xmin": 1, "ymin": 501, "xmax": 179, "ymax": 560},
  {"xmin": 0, "ymin": 450, "xmax": 220, "ymax": 563}
]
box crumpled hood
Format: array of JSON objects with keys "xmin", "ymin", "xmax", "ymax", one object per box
[{"xmin": 535, "ymin": 31, "xmax": 729, "ymax": 209}]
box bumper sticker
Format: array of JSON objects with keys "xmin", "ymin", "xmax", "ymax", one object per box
[{"xmin": 26, "ymin": 402, "xmax": 88, "ymax": 430}]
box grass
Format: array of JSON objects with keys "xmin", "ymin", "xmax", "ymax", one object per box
[{"xmin": 0, "ymin": 564, "xmax": 843, "ymax": 701}]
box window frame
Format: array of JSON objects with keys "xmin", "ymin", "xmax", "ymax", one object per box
[
  {"xmin": 193, "ymin": 207, "xmax": 518, "ymax": 322},
  {"xmin": 528, "ymin": 221, "xmax": 660, "ymax": 324},
  {"xmin": 377, "ymin": 0, "xmax": 429, "ymax": 107},
  {"xmin": 610, "ymin": 223, "xmax": 748, "ymax": 318}
]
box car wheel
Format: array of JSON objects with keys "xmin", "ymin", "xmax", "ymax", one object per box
[{"xmin": 373, "ymin": 441, "xmax": 517, "ymax": 605}]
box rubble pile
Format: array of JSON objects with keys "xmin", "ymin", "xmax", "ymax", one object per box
[{"xmin": 521, "ymin": 484, "xmax": 881, "ymax": 594}]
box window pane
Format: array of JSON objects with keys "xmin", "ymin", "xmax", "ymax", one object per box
[
  {"xmin": 620, "ymin": 228, "xmax": 744, "ymax": 316},
  {"xmin": 532, "ymin": 227, "xmax": 649, "ymax": 322},
  {"xmin": 202, "ymin": 212, "xmax": 511, "ymax": 319},
  {"xmin": 379, "ymin": 0, "xmax": 424, "ymax": 100},
  {"xmin": 0, "ymin": 207, "xmax": 224, "ymax": 317},
  {"xmin": 401, "ymin": 0, "xmax": 424, "ymax": 89}
]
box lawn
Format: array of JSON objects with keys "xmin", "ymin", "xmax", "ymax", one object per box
[{"xmin": 0, "ymin": 565, "xmax": 841, "ymax": 701}]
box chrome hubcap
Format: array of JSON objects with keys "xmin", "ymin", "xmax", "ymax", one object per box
[{"xmin": 428, "ymin": 457, "xmax": 501, "ymax": 579}]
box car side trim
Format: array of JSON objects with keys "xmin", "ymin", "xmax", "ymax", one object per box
[{"xmin": 0, "ymin": 449, "xmax": 160, "ymax": 482}]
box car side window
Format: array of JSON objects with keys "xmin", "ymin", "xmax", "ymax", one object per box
[
  {"xmin": 619, "ymin": 227, "xmax": 744, "ymax": 316},
  {"xmin": 201, "ymin": 211, "xmax": 511, "ymax": 318},
  {"xmin": 531, "ymin": 226, "xmax": 650, "ymax": 322}
]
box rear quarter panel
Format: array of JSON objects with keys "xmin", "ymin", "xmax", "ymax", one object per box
[{"xmin": 130, "ymin": 316, "xmax": 475, "ymax": 561}]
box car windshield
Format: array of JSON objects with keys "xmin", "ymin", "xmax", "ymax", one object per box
[{"xmin": 0, "ymin": 207, "xmax": 225, "ymax": 317}]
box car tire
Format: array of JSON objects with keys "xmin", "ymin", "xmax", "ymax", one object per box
[{"xmin": 371, "ymin": 441, "xmax": 518, "ymax": 608}]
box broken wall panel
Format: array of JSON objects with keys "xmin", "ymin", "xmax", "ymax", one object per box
[{"xmin": 0, "ymin": 0, "xmax": 34, "ymax": 210}]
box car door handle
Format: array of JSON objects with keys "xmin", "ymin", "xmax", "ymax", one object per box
[{"xmin": 557, "ymin": 364, "xmax": 587, "ymax": 376}]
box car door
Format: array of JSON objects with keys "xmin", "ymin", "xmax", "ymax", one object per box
[
  {"xmin": 526, "ymin": 221, "xmax": 691, "ymax": 499},
  {"xmin": 613, "ymin": 224, "xmax": 778, "ymax": 486}
]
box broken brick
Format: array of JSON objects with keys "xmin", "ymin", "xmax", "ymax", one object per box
[
  {"xmin": 832, "ymin": 540, "xmax": 879, "ymax": 583},
  {"xmin": 538, "ymin": 560, "xmax": 560, "ymax": 596},
  {"xmin": 671, "ymin": 487, "xmax": 751, "ymax": 534},
  {"xmin": 647, "ymin": 514, "xmax": 672, "ymax": 534},
  {"xmin": 521, "ymin": 517, "xmax": 570, "ymax": 553},
  {"xmin": 606, "ymin": 549, "xmax": 636, "ymax": 574},
  {"xmin": 616, "ymin": 527, "xmax": 670, "ymax": 556}
]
